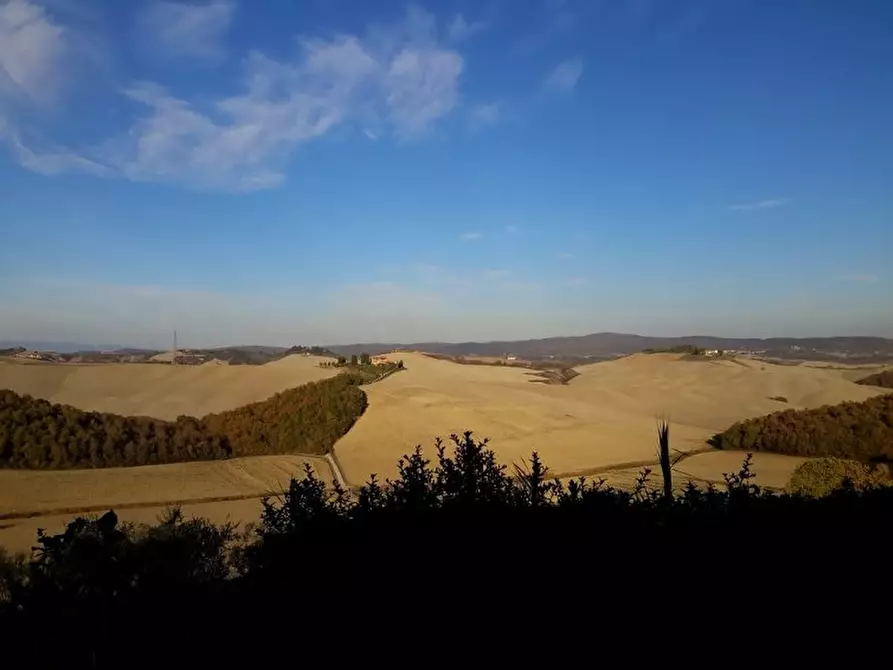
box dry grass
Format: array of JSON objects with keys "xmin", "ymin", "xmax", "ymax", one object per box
[
  {"xmin": 0, "ymin": 451, "xmax": 335, "ymax": 554},
  {"xmin": 0, "ymin": 497, "xmax": 268, "ymax": 555},
  {"xmin": 0, "ymin": 354, "xmax": 337, "ymax": 420},
  {"xmin": 0, "ymin": 454, "xmax": 333, "ymax": 518},
  {"xmin": 334, "ymin": 352, "xmax": 885, "ymax": 486}
]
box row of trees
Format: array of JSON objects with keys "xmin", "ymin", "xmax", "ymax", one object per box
[
  {"xmin": 711, "ymin": 393, "xmax": 893, "ymax": 461},
  {"xmin": 0, "ymin": 390, "xmax": 231, "ymax": 469},
  {"xmin": 0, "ymin": 372, "xmax": 374, "ymax": 469},
  {"xmin": 202, "ymin": 375, "xmax": 368, "ymax": 457}
]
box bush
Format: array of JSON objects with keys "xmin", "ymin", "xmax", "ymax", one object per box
[
  {"xmin": 710, "ymin": 393, "xmax": 893, "ymax": 462},
  {"xmin": 5, "ymin": 430, "xmax": 893, "ymax": 665},
  {"xmin": 788, "ymin": 458, "xmax": 890, "ymax": 497}
]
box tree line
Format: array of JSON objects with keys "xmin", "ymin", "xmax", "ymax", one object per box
[
  {"xmin": 0, "ymin": 371, "xmax": 379, "ymax": 469},
  {"xmin": 0, "ymin": 390, "xmax": 231, "ymax": 469},
  {"xmin": 711, "ymin": 393, "xmax": 893, "ymax": 461},
  {"xmin": 857, "ymin": 370, "xmax": 893, "ymax": 389}
]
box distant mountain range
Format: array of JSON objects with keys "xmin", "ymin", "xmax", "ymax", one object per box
[
  {"xmin": 6, "ymin": 334, "xmax": 893, "ymax": 363},
  {"xmin": 326, "ymin": 333, "xmax": 893, "ymax": 362}
]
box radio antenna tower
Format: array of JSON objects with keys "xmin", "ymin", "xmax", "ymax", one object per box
[{"xmin": 173, "ymin": 330, "xmax": 178, "ymax": 366}]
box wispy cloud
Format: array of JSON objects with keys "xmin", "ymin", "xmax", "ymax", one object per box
[
  {"xmin": 836, "ymin": 274, "xmax": 879, "ymax": 284},
  {"xmin": 459, "ymin": 232, "xmax": 481, "ymax": 241},
  {"xmin": 727, "ymin": 197, "xmax": 790, "ymax": 211},
  {"xmin": 447, "ymin": 13, "xmax": 487, "ymax": 42},
  {"xmin": 0, "ymin": 0, "xmax": 67, "ymax": 103},
  {"xmin": 558, "ymin": 251, "xmax": 574, "ymax": 259},
  {"xmin": 543, "ymin": 58, "xmax": 583, "ymax": 92},
  {"xmin": 567, "ymin": 276, "xmax": 586, "ymax": 286},
  {"xmin": 504, "ymin": 225, "xmax": 520, "ymax": 234},
  {"xmin": 5, "ymin": 128, "xmax": 109, "ymax": 176},
  {"xmin": 138, "ymin": 0, "xmax": 234, "ymax": 64},
  {"xmin": 4, "ymin": 6, "xmax": 469, "ymax": 191},
  {"xmin": 469, "ymin": 102, "xmax": 499, "ymax": 130}
]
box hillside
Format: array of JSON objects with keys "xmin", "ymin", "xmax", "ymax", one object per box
[
  {"xmin": 0, "ymin": 354, "xmax": 337, "ymax": 420},
  {"xmin": 0, "ymin": 371, "xmax": 372, "ymax": 469},
  {"xmin": 857, "ymin": 370, "xmax": 893, "ymax": 389},
  {"xmin": 711, "ymin": 393, "xmax": 893, "ymax": 461},
  {"xmin": 333, "ymin": 351, "xmax": 884, "ymax": 485},
  {"xmin": 327, "ymin": 333, "xmax": 893, "ymax": 362}
]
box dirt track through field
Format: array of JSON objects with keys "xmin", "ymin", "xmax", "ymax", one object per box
[{"xmin": 0, "ymin": 354, "xmax": 336, "ymax": 419}]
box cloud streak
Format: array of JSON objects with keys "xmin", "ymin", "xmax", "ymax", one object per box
[
  {"xmin": 727, "ymin": 197, "xmax": 790, "ymax": 211},
  {"xmin": 459, "ymin": 232, "xmax": 481, "ymax": 241},
  {"xmin": 469, "ymin": 102, "xmax": 499, "ymax": 130},
  {"xmin": 138, "ymin": 0, "xmax": 234, "ymax": 63},
  {"xmin": 447, "ymin": 14, "xmax": 487, "ymax": 42},
  {"xmin": 836, "ymin": 274, "xmax": 879, "ymax": 284},
  {"xmin": 543, "ymin": 58, "xmax": 583, "ymax": 92}
]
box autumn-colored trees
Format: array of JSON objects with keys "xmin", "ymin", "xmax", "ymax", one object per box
[
  {"xmin": 711, "ymin": 393, "xmax": 893, "ymax": 461},
  {"xmin": 0, "ymin": 373, "xmax": 371, "ymax": 469},
  {"xmin": 857, "ymin": 370, "xmax": 893, "ymax": 389},
  {"xmin": 0, "ymin": 390, "xmax": 231, "ymax": 469}
]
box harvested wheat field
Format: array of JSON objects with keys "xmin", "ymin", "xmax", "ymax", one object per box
[
  {"xmin": 0, "ymin": 354, "xmax": 336, "ymax": 420},
  {"xmin": 334, "ymin": 352, "xmax": 886, "ymax": 486},
  {"xmin": 0, "ymin": 455, "xmax": 334, "ymax": 553},
  {"xmin": 0, "ymin": 454, "xmax": 333, "ymax": 517},
  {"xmin": 0, "ymin": 498, "xmax": 268, "ymax": 555}
]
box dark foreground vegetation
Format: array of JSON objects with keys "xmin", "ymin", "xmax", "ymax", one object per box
[
  {"xmin": 711, "ymin": 393, "xmax": 893, "ymax": 462},
  {"xmin": 1, "ymin": 430, "xmax": 889, "ymax": 664},
  {"xmin": 0, "ymin": 367, "xmax": 398, "ymax": 469},
  {"xmin": 857, "ymin": 370, "xmax": 893, "ymax": 389}
]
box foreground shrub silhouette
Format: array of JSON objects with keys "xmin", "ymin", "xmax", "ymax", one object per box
[
  {"xmin": 3, "ymin": 430, "xmax": 892, "ymax": 665},
  {"xmin": 711, "ymin": 393, "xmax": 893, "ymax": 461}
]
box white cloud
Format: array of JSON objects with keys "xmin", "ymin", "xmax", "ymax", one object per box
[
  {"xmin": 447, "ymin": 14, "xmax": 487, "ymax": 42},
  {"xmin": 469, "ymin": 102, "xmax": 499, "ymax": 130},
  {"xmin": 727, "ymin": 197, "xmax": 790, "ymax": 211},
  {"xmin": 543, "ymin": 58, "xmax": 583, "ymax": 92},
  {"xmin": 385, "ymin": 46, "xmax": 462, "ymax": 138},
  {"xmin": 460, "ymin": 231, "xmax": 481, "ymax": 241},
  {"xmin": 0, "ymin": 0, "xmax": 66, "ymax": 103},
  {"xmin": 0, "ymin": 6, "xmax": 465, "ymax": 189},
  {"xmin": 4, "ymin": 6, "xmax": 466, "ymax": 190},
  {"xmin": 138, "ymin": 0, "xmax": 234, "ymax": 63}
]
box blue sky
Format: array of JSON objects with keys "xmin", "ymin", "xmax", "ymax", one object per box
[{"xmin": 1, "ymin": 0, "xmax": 891, "ymax": 347}]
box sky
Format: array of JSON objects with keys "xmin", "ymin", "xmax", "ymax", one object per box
[{"xmin": 1, "ymin": 0, "xmax": 891, "ymax": 348}]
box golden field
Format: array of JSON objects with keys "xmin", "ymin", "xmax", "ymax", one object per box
[
  {"xmin": 334, "ymin": 352, "xmax": 887, "ymax": 486},
  {"xmin": 0, "ymin": 455, "xmax": 333, "ymax": 553},
  {"xmin": 1, "ymin": 350, "xmax": 889, "ymax": 554},
  {"xmin": 0, "ymin": 354, "xmax": 336, "ymax": 420}
]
